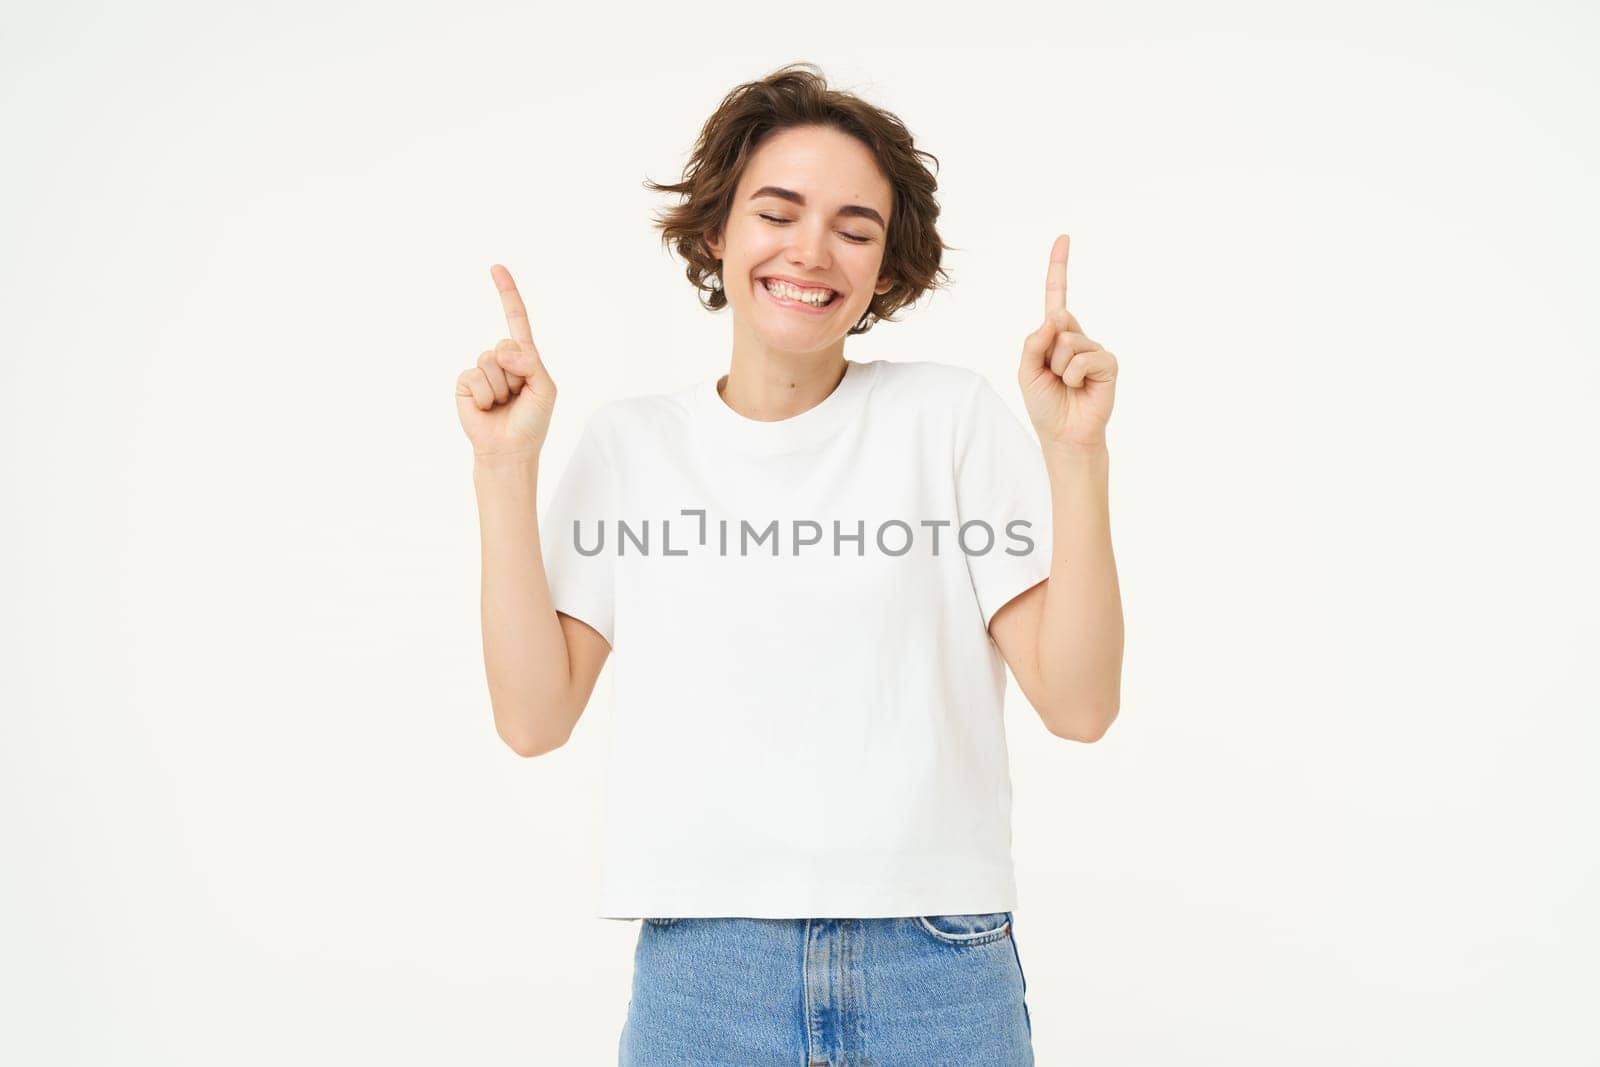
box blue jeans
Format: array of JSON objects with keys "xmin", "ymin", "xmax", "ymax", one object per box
[{"xmin": 618, "ymin": 912, "xmax": 1034, "ymax": 1066}]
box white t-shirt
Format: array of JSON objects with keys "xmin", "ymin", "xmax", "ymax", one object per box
[{"xmin": 538, "ymin": 357, "xmax": 1054, "ymax": 920}]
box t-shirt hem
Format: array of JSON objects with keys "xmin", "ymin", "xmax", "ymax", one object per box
[{"xmin": 594, "ymin": 875, "xmax": 1019, "ymax": 921}]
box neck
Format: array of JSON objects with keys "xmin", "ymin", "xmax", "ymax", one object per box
[{"xmin": 717, "ymin": 332, "xmax": 849, "ymax": 423}]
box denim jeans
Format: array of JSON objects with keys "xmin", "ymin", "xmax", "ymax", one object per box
[{"xmin": 618, "ymin": 912, "xmax": 1034, "ymax": 1066}]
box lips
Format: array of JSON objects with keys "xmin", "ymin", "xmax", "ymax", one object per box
[
  {"xmin": 756, "ymin": 276, "xmax": 839, "ymax": 315},
  {"xmin": 759, "ymin": 274, "xmax": 839, "ymax": 297}
]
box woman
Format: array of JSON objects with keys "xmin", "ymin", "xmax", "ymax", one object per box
[{"xmin": 456, "ymin": 63, "xmax": 1123, "ymax": 1066}]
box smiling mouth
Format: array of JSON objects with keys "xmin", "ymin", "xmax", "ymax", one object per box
[{"xmin": 758, "ymin": 277, "xmax": 839, "ymax": 309}]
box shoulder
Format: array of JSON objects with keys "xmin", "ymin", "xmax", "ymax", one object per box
[
  {"xmin": 866, "ymin": 358, "xmax": 990, "ymax": 412},
  {"xmin": 576, "ymin": 382, "xmax": 696, "ymax": 442},
  {"xmin": 875, "ymin": 360, "xmax": 1036, "ymax": 453}
]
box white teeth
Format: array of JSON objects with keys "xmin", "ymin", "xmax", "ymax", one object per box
[{"xmin": 762, "ymin": 278, "xmax": 834, "ymax": 306}]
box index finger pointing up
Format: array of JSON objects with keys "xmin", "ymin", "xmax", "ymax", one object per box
[
  {"xmin": 490, "ymin": 263, "xmax": 535, "ymax": 347},
  {"xmin": 1043, "ymin": 234, "xmax": 1070, "ymax": 318}
]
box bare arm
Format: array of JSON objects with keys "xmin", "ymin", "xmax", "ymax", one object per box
[
  {"xmin": 991, "ymin": 443, "xmax": 1122, "ymax": 741},
  {"xmin": 473, "ymin": 456, "xmax": 610, "ymax": 756}
]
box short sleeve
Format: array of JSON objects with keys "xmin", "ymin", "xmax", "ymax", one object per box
[
  {"xmin": 539, "ymin": 410, "xmax": 618, "ymax": 647},
  {"xmin": 953, "ymin": 374, "xmax": 1054, "ymax": 632}
]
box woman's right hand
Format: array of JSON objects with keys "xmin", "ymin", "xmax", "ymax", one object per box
[{"xmin": 456, "ymin": 264, "xmax": 558, "ymax": 462}]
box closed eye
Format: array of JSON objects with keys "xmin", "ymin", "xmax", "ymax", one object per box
[{"xmin": 759, "ymin": 213, "xmax": 873, "ymax": 244}]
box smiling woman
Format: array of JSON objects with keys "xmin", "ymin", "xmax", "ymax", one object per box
[{"xmin": 458, "ymin": 59, "xmax": 1124, "ymax": 1067}]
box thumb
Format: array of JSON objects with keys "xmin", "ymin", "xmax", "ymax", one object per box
[
  {"xmin": 495, "ymin": 341, "xmax": 544, "ymax": 381},
  {"xmin": 1020, "ymin": 315, "xmax": 1057, "ymax": 376}
]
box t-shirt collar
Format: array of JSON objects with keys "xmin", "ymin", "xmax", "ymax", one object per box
[{"xmin": 694, "ymin": 358, "xmax": 879, "ymax": 457}]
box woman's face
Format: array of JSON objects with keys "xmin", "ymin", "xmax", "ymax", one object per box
[{"xmin": 707, "ymin": 124, "xmax": 894, "ymax": 355}]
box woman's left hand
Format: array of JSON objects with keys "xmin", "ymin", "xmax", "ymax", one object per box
[{"xmin": 1018, "ymin": 234, "xmax": 1118, "ymax": 449}]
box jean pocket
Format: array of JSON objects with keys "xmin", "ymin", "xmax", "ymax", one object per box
[{"xmin": 914, "ymin": 911, "xmax": 1013, "ymax": 946}]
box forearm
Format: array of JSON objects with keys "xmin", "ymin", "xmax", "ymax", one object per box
[
  {"xmin": 472, "ymin": 456, "xmax": 575, "ymax": 750},
  {"xmin": 1036, "ymin": 443, "xmax": 1124, "ymax": 738}
]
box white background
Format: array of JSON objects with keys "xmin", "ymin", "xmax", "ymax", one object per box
[{"xmin": 4, "ymin": 1, "xmax": 1596, "ymax": 1063}]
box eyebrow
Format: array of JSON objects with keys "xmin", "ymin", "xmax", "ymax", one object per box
[{"xmin": 748, "ymin": 185, "xmax": 887, "ymax": 229}]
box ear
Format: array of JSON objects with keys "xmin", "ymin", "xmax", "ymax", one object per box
[
  {"xmin": 874, "ymin": 276, "xmax": 893, "ymax": 295},
  {"xmin": 705, "ymin": 227, "xmax": 723, "ymax": 261}
]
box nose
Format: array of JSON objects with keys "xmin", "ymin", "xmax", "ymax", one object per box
[{"xmin": 784, "ymin": 220, "xmax": 830, "ymax": 272}]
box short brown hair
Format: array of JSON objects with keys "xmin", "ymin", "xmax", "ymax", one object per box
[{"xmin": 643, "ymin": 62, "xmax": 954, "ymax": 336}]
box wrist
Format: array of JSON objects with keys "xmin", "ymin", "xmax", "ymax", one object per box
[
  {"xmin": 473, "ymin": 450, "xmax": 541, "ymax": 480},
  {"xmin": 1043, "ymin": 439, "xmax": 1108, "ymax": 461}
]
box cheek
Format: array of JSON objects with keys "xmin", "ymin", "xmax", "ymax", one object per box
[
  {"xmin": 847, "ymin": 251, "xmax": 886, "ymax": 295},
  {"xmin": 725, "ymin": 223, "xmax": 778, "ymax": 257}
]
